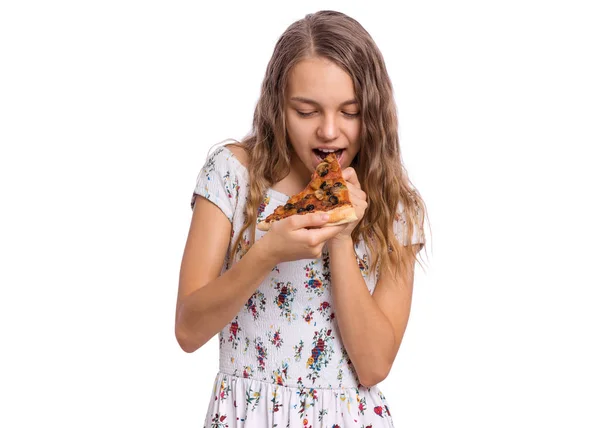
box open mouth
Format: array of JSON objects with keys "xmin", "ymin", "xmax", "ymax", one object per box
[{"xmin": 313, "ymin": 149, "xmax": 343, "ymax": 160}]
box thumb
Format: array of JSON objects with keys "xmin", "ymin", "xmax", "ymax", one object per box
[{"xmin": 290, "ymin": 212, "xmax": 331, "ymax": 229}]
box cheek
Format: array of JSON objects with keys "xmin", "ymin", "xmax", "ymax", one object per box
[
  {"xmin": 285, "ymin": 115, "xmax": 298, "ymax": 142},
  {"xmin": 287, "ymin": 117, "xmax": 312, "ymax": 140},
  {"xmin": 346, "ymin": 122, "xmax": 361, "ymax": 145}
]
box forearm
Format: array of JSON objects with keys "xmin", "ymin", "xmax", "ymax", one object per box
[
  {"xmin": 327, "ymin": 238, "xmax": 396, "ymax": 386},
  {"xmin": 176, "ymin": 238, "xmax": 277, "ymax": 353}
]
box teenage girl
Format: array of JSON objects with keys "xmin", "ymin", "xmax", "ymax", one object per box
[{"xmin": 176, "ymin": 10, "xmax": 427, "ymax": 427}]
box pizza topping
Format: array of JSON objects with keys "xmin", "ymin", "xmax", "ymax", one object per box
[
  {"xmin": 331, "ymin": 186, "xmax": 344, "ymax": 196},
  {"xmin": 316, "ymin": 162, "xmax": 329, "ymax": 177},
  {"xmin": 306, "ymin": 204, "xmax": 315, "ymax": 211},
  {"xmin": 320, "ymin": 181, "xmax": 328, "ymax": 190},
  {"xmin": 334, "ymin": 182, "xmax": 342, "ymax": 187},
  {"xmin": 284, "ymin": 203, "xmax": 294, "ymax": 210},
  {"xmin": 315, "ymin": 189, "xmax": 325, "ymax": 200},
  {"xmin": 297, "ymin": 207, "xmax": 306, "ymax": 213},
  {"xmin": 329, "ymin": 158, "xmax": 341, "ymax": 171},
  {"xmin": 329, "ymin": 195, "xmax": 339, "ymax": 205}
]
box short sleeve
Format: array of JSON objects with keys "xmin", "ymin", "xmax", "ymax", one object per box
[
  {"xmin": 393, "ymin": 201, "xmax": 426, "ymax": 248},
  {"xmin": 190, "ymin": 147, "xmax": 240, "ymax": 223}
]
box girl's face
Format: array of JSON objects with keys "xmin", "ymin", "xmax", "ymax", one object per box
[{"xmin": 284, "ymin": 56, "xmax": 361, "ymax": 176}]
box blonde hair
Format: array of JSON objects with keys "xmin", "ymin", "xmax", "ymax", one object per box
[{"xmin": 232, "ymin": 10, "xmax": 429, "ymax": 278}]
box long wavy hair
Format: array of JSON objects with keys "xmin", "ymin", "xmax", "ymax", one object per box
[{"xmin": 231, "ymin": 10, "xmax": 429, "ymax": 278}]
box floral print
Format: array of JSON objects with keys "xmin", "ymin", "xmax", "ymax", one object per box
[
  {"xmin": 356, "ymin": 253, "xmax": 370, "ymax": 277},
  {"xmin": 268, "ymin": 327, "xmax": 284, "ymax": 349},
  {"xmin": 227, "ymin": 317, "xmax": 242, "ymax": 350},
  {"xmin": 302, "ymin": 307, "xmax": 315, "ymax": 324},
  {"xmin": 272, "ymin": 280, "xmax": 298, "ymax": 323},
  {"xmin": 303, "ymin": 256, "xmax": 330, "ymax": 297},
  {"xmin": 257, "ymin": 195, "xmax": 270, "ymax": 222},
  {"xmin": 271, "ymin": 360, "xmax": 289, "ymax": 386},
  {"xmin": 217, "ymin": 378, "xmax": 232, "ymax": 403},
  {"xmin": 246, "ymin": 290, "xmax": 266, "ymax": 320},
  {"xmin": 209, "ymin": 412, "xmax": 228, "ymax": 428},
  {"xmin": 222, "ymin": 170, "xmax": 240, "ymax": 201},
  {"xmin": 306, "ymin": 328, "xmax": 336, "ymax": 384},
  {"xmin": 193, "ymin": 146, "xmax": 423, "ymax": 427},
  {"xmin": 317, "ymin": 301, "xmax": 334, "ymax": 321},
  {"xmin": 254, "ymin": 337, "xmax": 268, "ymax": 372},
  {"xmin": 205, "ymin": 373, "xmax": 395, "ymax": 427},
  {"xmin": 246, "ymin": 387, "xmax": 262, "ymax": 412},
  {"xmin": 234, "ymin": 233, "xmax": 251, "ymax": 260},
  {"xmin": 293, "ymin": 340, "xmax": 304, "ymax": 362}
]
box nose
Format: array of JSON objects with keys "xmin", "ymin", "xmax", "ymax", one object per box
[{"xmin": 316, "ymin": 114, "xmax": 339, "ymax": 141}]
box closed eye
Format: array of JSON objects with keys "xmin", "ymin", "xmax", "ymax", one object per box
[
  {"xmin": 296, "ymin": 110, "xmax": 317, "ymax": 117},
  {"xmin": 296, "ymin": 110, "xmax": 360, "ymax": 118}
]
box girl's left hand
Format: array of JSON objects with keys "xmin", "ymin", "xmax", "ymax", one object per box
[{"xmin": 330, "ymin": 167, "xmax": 367, "ymax": 242}]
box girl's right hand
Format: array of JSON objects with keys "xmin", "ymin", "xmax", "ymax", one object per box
[{"xmin": 259, "ymin": 213, "xmax": 346, "ymax": 264}]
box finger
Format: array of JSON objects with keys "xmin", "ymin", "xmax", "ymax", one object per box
[
  {"xmin": 347, "ymin": 185, "xmax": 365, "ymax": 200},
  {"xmin": 348, "ymin": 186, "xmax": 367, "ymax": 205},
  {"xmin": 306, "ymin": 223, "xmax": 347, "ymax": 242},
  {"xmin": 286, "ymin": 212, "xmax": 332, "ymax": 230},
  {"xmin": 342, "ymin": 167, "xmax": 360, "ymax": 189},
  {"xmin": 345, "ymin": 183, "xmax": 364, "ymax": 206}
]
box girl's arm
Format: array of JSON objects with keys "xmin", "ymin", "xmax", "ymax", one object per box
[
  {"xmin": 175, "ymin": 196, "xmax": 344, "ymax": 353},
  {"xmin": 327, "ymin": 237, "xmax": 419, "ymax": 388},
  {"xmin": 175, "ymin": 197, "xmax": 278, "ymax": 353}
]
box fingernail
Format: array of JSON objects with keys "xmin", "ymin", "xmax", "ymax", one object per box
[{"xmin": 321, "ymin": 214, "xmax": 330, "ymax": 221}]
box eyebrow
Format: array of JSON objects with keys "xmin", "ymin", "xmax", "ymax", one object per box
[{"xmin": 289, "ymin": 96, "xmax": 358, "ymax": 107}]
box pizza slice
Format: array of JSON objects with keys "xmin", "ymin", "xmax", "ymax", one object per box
[{"xmin": 257, "ymin": 153, "xmax": 358, "ymax": 231}]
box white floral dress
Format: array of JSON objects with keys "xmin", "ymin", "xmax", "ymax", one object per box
[{"xmin": 191, "ymin": 146, "xmax": 423, "ymax": 428}]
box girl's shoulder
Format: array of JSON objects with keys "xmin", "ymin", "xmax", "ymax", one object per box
[
  {"xmin": 223, "ymin": 143, "xmax": 249, "ymax": 169},
  {"xmin": 190, "ymin": 142, "xmax": 249, "ymax": 217},
  {"xmin": 202, "ymin": 143, "xmax": 248, "ymax": 175}
]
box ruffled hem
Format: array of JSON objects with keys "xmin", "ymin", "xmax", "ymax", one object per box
[{"xmin": 204, "ymin": 371, "xmax": 395, "ymax": 427}]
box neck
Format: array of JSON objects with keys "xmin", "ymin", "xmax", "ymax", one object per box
[
  {"xmin": 289, "ymin": 151, "xmax": 312, "ymax": 184},
  {"xmin": 271, "ymin": 151, "xmax": 312, "ymax": 196}
]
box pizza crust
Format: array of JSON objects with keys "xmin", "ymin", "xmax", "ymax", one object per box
[
  {"xmin": 256, "ymin": 220, "xmax": 272, "ymax": 231},
  {"xmin": 320, "ymin": 204, "xmax": 358, "ymax": 226},
  {"xmin": 257, "ymin": 204, "xmax": 357, "ymax": 231}
]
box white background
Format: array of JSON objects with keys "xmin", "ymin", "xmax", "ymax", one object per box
[{"xmin": 1, "ymin": 1, "xmax": 599, "ymax": 427}]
